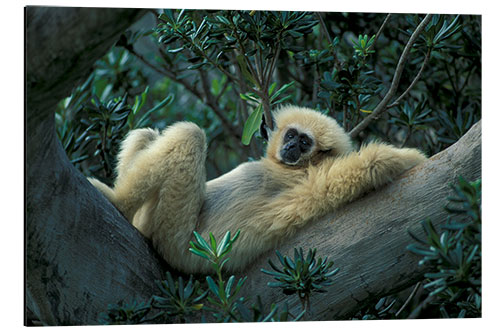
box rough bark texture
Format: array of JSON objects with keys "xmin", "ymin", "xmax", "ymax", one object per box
[
  {"xmin": 25, "ymin": 6, "xmax": 482, "ymax": 326},
  {"xmin": 25, "ymin": 7, "xmax": 167, "ymax": 326}
]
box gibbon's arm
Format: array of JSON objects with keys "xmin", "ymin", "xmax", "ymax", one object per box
[{"xmin": 263, "ymin": 142, "xmax": 426, "ymax": 235}]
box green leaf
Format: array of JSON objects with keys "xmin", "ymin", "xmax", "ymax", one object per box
[
  {"xmin": 193, "ymin": 231, "xmax": 211, "ymax": 253},
  {"xmin": 225, "ymin": 275, "xmax": 235, "ymax": 299},
  {"xmin": 239, "ymin": 92, "xmax": 260, "ymax": 103},
  {"xmin": 167, "ymin": 46, "xmax": 185, "ymax": 53},
  {"xmin": 188, "ymin": 247, "xmax": 211, "ymax": 261},
  {"xmin": 131, "ymin": 86, "xmax": 149, "ymax": 115},
  {"xmin": 209, "ymin": 233, "xmax": 217, "ymax": 252},
  {"xmin": 206, "ymin": 276, "xmax": 220, "ymax": 297},
  {"xmin": 216, "ymin": 231, "xmax": 231, "ymax": 256},
  {"xmin": 270, "ymin": 81, "xmax": 295, "ymax": 102},
  {"xmin": 241, "ymin": 105, "xmax": 263, "ymax": 145},
  {"xmin": 236, "ymin": 54, "xmax": 258, "ymax": 87},
  {"xmin": 268, "ymin": 82, "xmax": 277, "ymax": 96}
]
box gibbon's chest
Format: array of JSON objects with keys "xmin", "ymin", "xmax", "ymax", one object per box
[{"xmin": 198, "ymin": 162, "xmax": 283, "ymax": 227}]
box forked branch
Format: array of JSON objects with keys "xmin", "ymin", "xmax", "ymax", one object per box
[{"xmin": 349, "ymin": 14, "xmax": 432, "ymax": 139}]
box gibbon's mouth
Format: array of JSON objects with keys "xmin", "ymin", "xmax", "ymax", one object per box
[{"xmin": 280, "ymin": 149, "xmax": 301, "ymax": 166}]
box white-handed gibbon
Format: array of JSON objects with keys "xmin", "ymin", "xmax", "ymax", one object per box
[{"xmin": 89, "ymin": 105, "xmax": 427, "ymax": 273}]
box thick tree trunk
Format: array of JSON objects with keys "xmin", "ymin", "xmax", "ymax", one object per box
[
  {"xmin": 25, "ymin": 7, "xmax": 167, "ymax": 326},
  {"xmin": 25, "ymin": 6, "xmax": 482, "ymax": 326}
]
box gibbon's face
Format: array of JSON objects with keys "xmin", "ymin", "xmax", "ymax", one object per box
[
  {"xmin": 266, "ymin": 106, "xmax": 354, "ymax": 168},
  {"xmin": 279, "ymin": 126, "xmax": 315, "ymax": 166}
]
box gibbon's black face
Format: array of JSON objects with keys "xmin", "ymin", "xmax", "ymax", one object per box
[{"xmin": 280, "ymin": 128, "xmax": 314, "ymax": 165}]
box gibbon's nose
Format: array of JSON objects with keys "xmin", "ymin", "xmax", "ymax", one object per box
[{"xmin": 285, "ymin": 141, "xmax": 297, "ymax": 151}]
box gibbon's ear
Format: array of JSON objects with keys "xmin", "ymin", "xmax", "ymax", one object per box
[{"xmin": 259, "ymin": 113, "xmax": 275, "ymax": 142}]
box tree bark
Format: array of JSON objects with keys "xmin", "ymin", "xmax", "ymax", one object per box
[
  {"xmin": 25, "ymin": 6, "xmax": 482, "ymax": 325},
  {"xmin": 25, "ymin": 7, "xmax": 167, "ymax": 326}
]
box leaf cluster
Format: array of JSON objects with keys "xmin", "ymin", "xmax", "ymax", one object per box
[
  {"xmin": 317, "ymin": 34, "xmax": 382, "ymax": 130},
  {"xmin": 152, "ymin": 272, "xmax": 206, "ymax": 322},
  {"xmin": 99, "ymin": 299, "xmax": 163, "ymax": 325},
  {"xmin": 100, "ymin": 231, "xmax": 320, "ymax": 323},
  {"xmin": 262, "ymin": 248, "xmax": 339, "ymax": 310},
  {"xmin": 56, "ymin": 82, "xmax": 173, "ymax": 182},
  {"xmin": 407, "ymin": 177, "xmax": 481, "ymax": 318},
  {"xmin": 404, "ymin": 14, "xmax": 462, "ymax": 50}
]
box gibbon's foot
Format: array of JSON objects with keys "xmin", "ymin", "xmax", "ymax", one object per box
[
  {"xmin": 111, "ymin": 121, "xmax": 207, "ymax": 223},
  {"xmin": 116, "ymin": 128, "xmax": 160, "ymax": 180},
  {"xmin": 87, "ymin": 177, "xmax": 115, "ymax": 204}
]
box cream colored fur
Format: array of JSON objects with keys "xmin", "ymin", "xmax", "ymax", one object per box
[{"xmin": 89, "ymin": 105, "xmax": 426, "ymax": 273}]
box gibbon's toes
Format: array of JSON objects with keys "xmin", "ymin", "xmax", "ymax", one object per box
[
  {"xmin": 153, "ymin": 121, "xmax": 207, "ymax": 161},
  {"xmin": 117, "ymin": 128, "xmax": 160, "ymax": 172},
  {"xmin": 123, "ymin": 128, "xmax": 160, "ymax": 149},
  {"xmin": 87, "ymin": 177, "xmax": 115, "ymax": 202},
  {"xmin": 161, "ymin": 122, "xmax": 206, "ymax": 147}
]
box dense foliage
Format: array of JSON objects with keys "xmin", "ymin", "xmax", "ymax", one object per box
[
  {"xmin": 56, "ymin": 10, "xmax": 481, "ymax": 182},
  {"xmin": 100, "ymin": 231, "xmax": 310, "ymax": 323},
  {"xmin": 55, "ymin": 9, "xmax": 481, "ymax": 321}
]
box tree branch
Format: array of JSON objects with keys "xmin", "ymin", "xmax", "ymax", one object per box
[
  {"xmin": 370, "ymin": 13, "xmax": 392, "ymax": 50},
  {"xmin": 386, "ymin": 47, "xmax": 432, "ymax": 109},
  {"xmin": 349, "ymin": 14, "xmax": 431, "ymax": 139}
]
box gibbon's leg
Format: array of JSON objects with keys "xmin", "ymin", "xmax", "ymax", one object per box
[
  {"xmin": 111, "ymin": 122, "xmax": 207, "ymax": 271},
  {"xmin": 111, "ymin": 122, "xmax": 207, "ymax": 223},
  {"xmin": 264, "ymin": 142, "xmax": 427, "ymax": 234}
]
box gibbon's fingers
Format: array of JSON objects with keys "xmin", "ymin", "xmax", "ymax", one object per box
[{"xmin": 355, "ymin": 143, "xmax": 427, "ymax": 188}]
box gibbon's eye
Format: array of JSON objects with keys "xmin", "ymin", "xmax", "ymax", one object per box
[
  {"xmin": 298, "ymin": 134, "xmax": 313, "ymax": 151},
  {"xmin": 284, "ymin": 128, "xmax": 298, "ymax": 142}
]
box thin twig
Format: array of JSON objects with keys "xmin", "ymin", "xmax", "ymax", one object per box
[
  {"xmin": 214, "ymin": 77, "xmax": 231, "ymax": 105},
  {"xmin": 198, "ymin": 69, "xmax": 241, "ymax": 139},
  {"xmin": 316, "ymin": 12, "xmax": 341, "ymax": 69},
  {"xmin": 264, "ymin": 42, "xmax": 281, "ymax": 90},
  {"xmin": 178, "ymin": 33, "xmax": 241, "ymax": 84},
  {"xmin": 370, "ymin": 14, "xmax": 392, "ymax": 51},
  {"xmin": 395, "ymin": 282, "xmax": 421, "ymax": 317},
  {"xmin": 349, "ymin": 14, "xmax": 432, "ymax": 139},
  {"xmin": 316, "ymin": 12, "xmax": 334, "ymax": 45},
  {"xmin": 387, "ymin": 47, "xmax": 432, "ymax": 109},
  {"xmin": 129, "ymin": 47, "xmax": 240, "ymax": 139},
  {"xmin": 231, "ymin": 21, "xmax": 261, "ymax": 89},
  {"xmin": 408, "ymin": 293, "xmax": 435, "ymax": 319}
]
